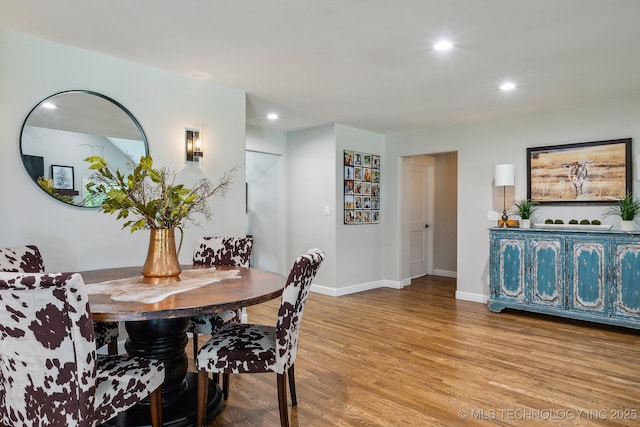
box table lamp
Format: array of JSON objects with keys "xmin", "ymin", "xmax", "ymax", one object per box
[{"xmin": 495, "ymin": 164, "xmax": 515, "ymax": 228}]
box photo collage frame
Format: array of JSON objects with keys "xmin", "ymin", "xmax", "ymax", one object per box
[{"xmin": 344, "ymin": 150, "xmax": 380, "ymax": 224}]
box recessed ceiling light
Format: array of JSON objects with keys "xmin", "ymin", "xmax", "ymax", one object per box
[
  {"xmin": 42, "ymin": 101, "xmax": 57, "ymax": 109},
  {"xmin": 434, "ymin": 40, "xmax": 454, "ymax": 51},
  {"xmin": 267, "ymin": 113, "xmax": 279, "ymax": 120},
  {"xmin": 500, "ymin": 82, "xmax": 517, "ymax": 91}
]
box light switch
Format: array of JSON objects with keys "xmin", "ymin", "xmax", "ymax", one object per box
[{"xmin": 324, "ymin": 205, "xmax": 330, "ymax": 216}]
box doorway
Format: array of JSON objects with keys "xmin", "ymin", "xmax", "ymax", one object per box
[
  {"xmin": 245, "ymin": 150, "xmax": 286, "ymax": 275},
  {"xmin": 403, "ymin": 152, "xmax": 458, "ymax": 280}
]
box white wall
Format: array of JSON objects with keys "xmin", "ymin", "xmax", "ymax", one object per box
[
  {"xmin": 246, "ymin": 125, "xmax": 287, "ymax": 156},
  {"xmin": 335, "ymin": 124, "xmax": 387, "ymax": 290},
  {"xmin": 0, "ymin": 29, "xmax": 247, "ymax": 271},
  {"xmin": 386, "ymin": 92, "xmax": 640, "ymax": 301},
  {"xmin": 286, "ymin": 125, "xmax": 336, "ymax": 286}
]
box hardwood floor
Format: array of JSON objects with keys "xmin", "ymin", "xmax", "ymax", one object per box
[{"xmin": 188, "ymin": 275, "xmax": 640, "ymax": 426}]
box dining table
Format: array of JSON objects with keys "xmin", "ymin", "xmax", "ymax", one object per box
[{"xmin": 81, "ymin": 264, "xmax": 286, "ymax": 427}]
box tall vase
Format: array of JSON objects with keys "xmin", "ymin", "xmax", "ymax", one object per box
[{"xmin": 141, "ymin": 228, "xmax": 182, "ymax": 284}]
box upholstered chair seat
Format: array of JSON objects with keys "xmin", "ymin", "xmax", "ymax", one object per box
[
  {"xmin": 0, "ymin": 244, "xmax": 121, "ymax": 355},
  {"xmin": 187, "ymin": 237, "xmax": 253, "ymax": 355},
  {"xmin": 196, "ymin": 248, "xmax": 325, "ymax": 427},
  {"xmin": 0, "ymin": 272, "xmax": 164, "ymax": 427}
]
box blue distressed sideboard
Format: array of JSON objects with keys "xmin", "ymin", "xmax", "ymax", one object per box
[{"xmin": 488, "ymin": 227, "xmax": 640, "ymax": 329}]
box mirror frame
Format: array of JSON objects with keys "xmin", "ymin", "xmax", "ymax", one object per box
[{"xmin": 19, "ymin": 90, "xmax": 149, "ymax": 208}]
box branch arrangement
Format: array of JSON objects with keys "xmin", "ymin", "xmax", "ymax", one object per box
[{"xmin": 85, "ymin": 155, "xmax": 238, "ymax": 232}]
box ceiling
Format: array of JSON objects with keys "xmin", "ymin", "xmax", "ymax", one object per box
[{"xmin": 2, "ymin": 0, "xmax": 640, "ymax": 134}]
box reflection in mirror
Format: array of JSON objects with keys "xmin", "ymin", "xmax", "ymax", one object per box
[{"xmin": 20, "ymin": 91, "xmax": 148, "ymax": 207}]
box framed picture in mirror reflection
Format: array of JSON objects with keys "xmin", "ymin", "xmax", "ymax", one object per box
[{"xmin": 51, "ymin": 165, "xmax": 75, "ymax": 190}]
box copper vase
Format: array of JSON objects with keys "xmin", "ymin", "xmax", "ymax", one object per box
[{"xmin": 141, "ymin": 228, "xmax": 182, "ymax": 284}]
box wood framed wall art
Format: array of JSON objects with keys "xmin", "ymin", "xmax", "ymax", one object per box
[{"xmin": 527, "ymin": 138, "xmax": 631, "ymax": 205}]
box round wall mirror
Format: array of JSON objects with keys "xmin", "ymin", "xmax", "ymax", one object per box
[{"xmin": 20, "ymin": 90, "xmax": 149, "ymax": 208}]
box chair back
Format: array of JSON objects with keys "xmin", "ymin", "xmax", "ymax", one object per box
[
  {"xmin": 274, "ymin": 248, "xmax": 325, "ymax": 372},
  {"xmin": 0, "ymin": 272, "xmax": 97, "ymax": 427},
  {"xmin": 193, "ymin": 236, "xmax": 253, "ymax": 267},
  {"xmin": 0, "ymin": 245, "xmax": 45, "ymax": 273}
]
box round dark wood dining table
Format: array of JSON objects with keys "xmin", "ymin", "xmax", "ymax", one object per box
[{"xmin": 81, "ymin": 265, "xmax": 286, "ymax": 427}]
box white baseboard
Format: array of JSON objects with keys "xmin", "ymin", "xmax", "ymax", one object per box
[
  {"xmin": 311, "ymin": 278, "xmax": 409, "ymax": 297},
  {"xmin": 434, "ymin": 269, "xmax": 457, "ymax": 278},
  {"xmin": 455, "ymin": 291, "xmax": 489, "ymax": 304},
  {"xmin": 311, "ymin": 279, "xmax": 487, "ymax": 304}
]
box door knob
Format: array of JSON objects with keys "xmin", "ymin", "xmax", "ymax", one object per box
[{"xmin": 425, "ymin": 224, "xmax": 429, "ymax": 228}]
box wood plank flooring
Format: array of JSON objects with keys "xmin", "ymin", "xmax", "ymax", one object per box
[{"xmin": 188, "ymin": 275, "xmax": 640, "ymax": 426}]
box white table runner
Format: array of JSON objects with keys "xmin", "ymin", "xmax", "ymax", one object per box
[{"xmin": 85, "ymin": 268, "xmax": 241, "ymax": 303}]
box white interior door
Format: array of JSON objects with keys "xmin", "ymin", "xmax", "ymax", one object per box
[{"xmin": 408, "ymin": 160, "xmax": 434, "ymax": 278}]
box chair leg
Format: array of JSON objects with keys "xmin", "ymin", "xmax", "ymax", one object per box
[
  {"xmin": 197, "ymin": 369, "xmax": 209, "ymax": 427},
  {"xmin": 222, "ymin": 373, "xmax": 230, "ymax": 400},
  {"xmin": 192, "ymin": 333, "xmax": 199, "ymax": 361},
  {"xmin": 107, "ymin": 339, "xmax": 118, "ymax": 355},
  {"xmin": 288, "ymin": 364, "xmax": 297, "ymax": 406},
  {"xmin": 149, "ymin": 386, "xmax": 163, "ymax": 427},
  {"xmin": 277, "ymin": 373, "xmax": 290, "ymax": 427}
]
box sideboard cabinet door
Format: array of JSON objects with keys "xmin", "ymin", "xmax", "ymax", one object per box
[
  {"xmin": 529, "ymin": 237, "xmax": 564, "ymax": 308},
  {"xmin": 492, "ymin": 235, "xmax": 527, "ymax": 303},
  {"xmin": 566, "ymin": 237, "xmax": 608, "ymax": 315},
  {"xmin": 611, "ymin": 238, "xmax": 640, "ymax": 322}
]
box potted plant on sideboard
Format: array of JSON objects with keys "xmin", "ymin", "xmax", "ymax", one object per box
[
  {"xmin": 607, "ymin": 192, "xmax": 640, "ymax": 231},
  {"xmin": 512, "ymin": 199, "xmax": 538, "ymax": 229}
]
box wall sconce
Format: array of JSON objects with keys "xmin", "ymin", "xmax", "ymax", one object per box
[
  {"xmin": 185, "ymin": 128, "xmax": 203, "ymax": 162},
  {"xmin": 495, "ymin": 164, "xmax": 515, "ymax": 228}
]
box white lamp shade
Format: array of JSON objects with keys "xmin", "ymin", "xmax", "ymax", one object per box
[{"xmin": 495, "ymin": 164, "xmax": 515, "ymax": 187}]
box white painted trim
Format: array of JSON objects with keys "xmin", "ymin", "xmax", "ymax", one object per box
[
  {"xmin": 311, "ymin": 278, "xmax": 410, "ymax": 297},
  {"xmin": 434, "ymin": 269, "xmax": 457, "ymax": 278},
  {"xmin": 455, "ymin": 291, "xmax": 489, "ymax": 304}
]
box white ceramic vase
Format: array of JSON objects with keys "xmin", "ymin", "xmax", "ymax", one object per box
[
  {"xmin": 620, "ymin": 220, "xmax": 636, "ymax": 232},
  {"xmin": 520, "ymin": 219, "xmax": 531, "ymax": 229}
]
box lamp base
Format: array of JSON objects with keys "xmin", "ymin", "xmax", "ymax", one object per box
[{"xmin": 500, "ymin": 210, "xmax": 509, "ymax": 228}]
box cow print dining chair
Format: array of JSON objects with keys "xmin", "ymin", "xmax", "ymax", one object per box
[
  {"xmin": 0, "ymin": 245, "xmax": 120, "ymax": 355},
  {"xmin": 187, "ymin": 236, "xmax": 254, "ymax": 360},
  {"xmin": 196, "ymin": 248, "xmax": 325, "ymax": 427},
  {"xmin": 0, "ymin": 271, "xmax": 165, "ymax": 427}
]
